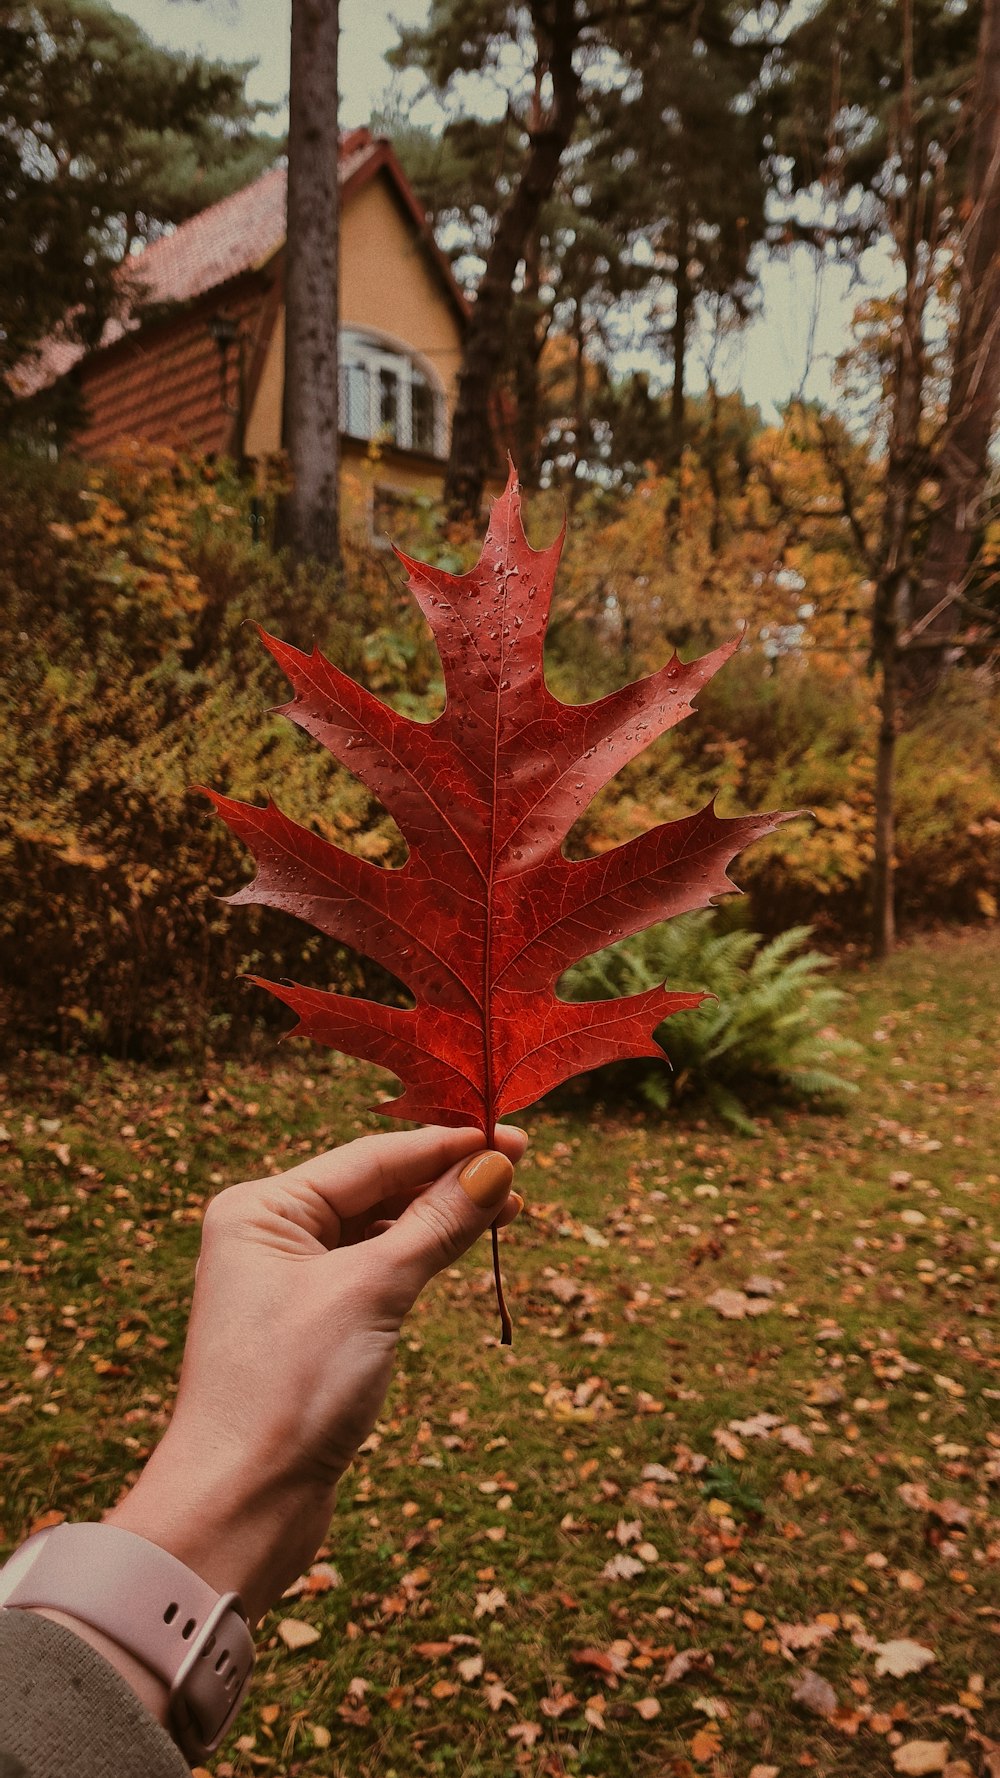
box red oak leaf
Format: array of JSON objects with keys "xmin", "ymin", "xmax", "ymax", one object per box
[{"xmin": 204, "ymin": 469, "xmax": 793, "ymax": 1335}]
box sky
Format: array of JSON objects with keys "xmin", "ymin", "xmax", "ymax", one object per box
[{"xmin": 116, "ymin": 0, "xmax": 885, "ymax": 423}]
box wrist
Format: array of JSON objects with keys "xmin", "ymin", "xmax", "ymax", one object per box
[{"xmin": 104, "ymin": 1425, "xmax": 337, "ymax": 1627}]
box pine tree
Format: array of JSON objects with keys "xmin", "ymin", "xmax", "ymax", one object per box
[{"xmin": 1, "ymin": 0, "xmax": 278, "ymax": 422}]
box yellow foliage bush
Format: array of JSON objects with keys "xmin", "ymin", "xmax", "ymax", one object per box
[{"xmin": 0, "ymin": 441, "xmax": 996, "ymax": 1061}]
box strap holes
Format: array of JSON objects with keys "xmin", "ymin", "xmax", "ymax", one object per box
[
  {"xmin": 215, "ymin": 1649, "xmax": 230, "ymax": 1672},
  {"xmin": 163, "ymin": 1603, "xmax": 178, "ymax": 1624},
  {"xmin": 200, "ymin": 1634, "xmax": 216, "ymax": 1659},
  {"xmin": 182, "ymin": 1617, "xmax": 196, "ymax": 1640}
]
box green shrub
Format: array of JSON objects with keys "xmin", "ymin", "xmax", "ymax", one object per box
[{"xmin": 560, "ymin": 914, "xmax": 858, "ymax": 1132}]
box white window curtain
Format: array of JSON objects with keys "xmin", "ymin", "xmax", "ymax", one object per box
[{"xmin": 338, "ymin": 330, "xmax": 445, "ymax": 456}]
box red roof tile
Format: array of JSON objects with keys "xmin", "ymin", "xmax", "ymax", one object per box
[{"xmin": 23, "ymin": 128, "xmax": 380, "ymax": 395}]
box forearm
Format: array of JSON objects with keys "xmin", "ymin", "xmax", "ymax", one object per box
[{"xmin": 103, "ymin": 1423, "xmax": 338, "ymax": 1629}]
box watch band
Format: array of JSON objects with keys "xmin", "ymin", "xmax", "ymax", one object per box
[{"xmin": 0, "ymin": 1522, "xmax": 255, "ymax": 1761}]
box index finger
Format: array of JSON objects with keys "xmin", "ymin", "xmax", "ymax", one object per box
[{"xmin": 271, "ymin": 1123, "xmax": 527, "ymax": 1220}]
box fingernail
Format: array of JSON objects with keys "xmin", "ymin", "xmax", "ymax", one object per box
[
  {"xmin": 458, "ymin": 1149, "xmax": 514, "ymax": 1209},
  {"xmin": 507, "ymin": 1190, "xmax": 524, "ymax": 1220}
]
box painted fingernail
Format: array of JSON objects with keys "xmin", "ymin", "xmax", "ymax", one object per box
[{"xmin": 458, "ymin": 1149, "xmax": 514, "ymax": 1209}]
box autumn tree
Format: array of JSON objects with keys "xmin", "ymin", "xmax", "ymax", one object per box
[
  {"xmin": 913, "ymin": 0, "xmax": 1000, "ymax": 673},
  {"xmin": 392, "ymin": 2, "xmax": 785, "ymax": 512},
  {"xmin": 774, "ymin": 0, "xmax": 982, "ymax": 954},
  {"xmin": 592, "ymin": 1, "xmax": 781, "ymax": 481},
  {"xmin": 0, "ymin": 0, "xmax": 277, "ymax": 424}
]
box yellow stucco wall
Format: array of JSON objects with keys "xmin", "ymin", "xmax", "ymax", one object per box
[{"xmin": 244, "ymin": 169, "xmax": 464, "ymax": 464}]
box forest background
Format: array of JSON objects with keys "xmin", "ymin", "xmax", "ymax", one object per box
[{"xmin": 1, "ymin": 0, "xmax": 999, "ymax": 1071}]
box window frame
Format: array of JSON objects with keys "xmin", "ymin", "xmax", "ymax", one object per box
[{"xmin": 338, "ymin": 328, "xmax": 445, "ymax": 457}]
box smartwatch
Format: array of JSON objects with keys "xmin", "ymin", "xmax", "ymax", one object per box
[{"xmin": 0, "ymin": 1522, "xmax": 255, "ymax": 1762}]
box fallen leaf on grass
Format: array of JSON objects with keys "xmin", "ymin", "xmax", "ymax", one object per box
[
  {"xmin": 790, "ymin": 1668, "xmax": 838, "ymax": 1717},
  {"xmin": 276, "ymin": 1618, "xmax": 321, "ymax": 1651},
  {"xmin": 893, "ymin": 1742, "xmax": 950, "ymax": 1775},
  {"xmin": 706, "ymin": 1288, "xmax": 770, "ymax": 1320},
  {"xmin": 777, "ymin": 1620, "xmax": 836, "ymax": 1654},
  {"xmin": 571, "ymin": 1645, "xmax": 628, "ymax": 1683},
  {"xmin": 473, "ymin": 1586, "xmax": 507, "ymax": 1618},
  {"xmin": 897, "ymin": 1484, "xmax": 971, "ymax": 1528},
  {"xmin": 874, "ymin": 1640, "xmax": 936, "ymax": 1678},
  {"xmin": 508, "ymin": 1721, "xmax": 543, "ymax": 1747},
  {"xmin": 730, "ymin": 1412, "xmax": 783, "ymax": 1438},
  {"xmin": 749, "ymin": 1767, "xmax": 780, "ymax": 1778},
  {"xmin": 634, "ymin": 1697, "xmax": 661, "ymax": 1720},
  {"xmin": 282, "ymin": 1561, "xmax": 342, "ymax": 1598},
  {"xmin": 778, "ymin": 1424, "xmax": 814, "ymax": 1455},
  {"xmin": 602, "ymin": 1552, "xmax": 646, "ymax": 1581},
  {"xmin": 690, "ymin": 1724, "xmax": 723, "ymax": 1762},
  {"xmin": 540, "ymin": 1688, "xmax": 578, "ymax": 1718},
  {"xmin": 483, "ymin": 1681, "xmax": 517, "ymax": 1711},
  {"xmin": 714, "ymin": 1428, "xmax": 747, "ymax": 1460},
  {"xmin": 457, "ymin": 1654, "xmax": 484, "ymax": 1682},
  {"xmin": 664, "ymin": 1648, "xmax": 710, "ymax": 1685}
]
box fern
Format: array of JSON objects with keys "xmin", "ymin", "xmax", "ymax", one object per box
[{"xmin": 561, "ymin": 913, "xmax": 859, "ymax": 1131}]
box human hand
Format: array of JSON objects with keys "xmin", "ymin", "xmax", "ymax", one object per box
[{"xmin": 106, "ymin": 1125, "xmax": 525, "ymax": 1626}]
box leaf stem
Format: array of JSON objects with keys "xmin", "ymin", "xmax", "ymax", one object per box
[{"xmin": 491, "ymin": 1219, "xmax": 513, "ymax": 1346}]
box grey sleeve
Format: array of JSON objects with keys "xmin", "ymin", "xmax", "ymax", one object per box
[{"xmin": 0, "ymin": 1609, "xmax": 191, "ymax": 1778}]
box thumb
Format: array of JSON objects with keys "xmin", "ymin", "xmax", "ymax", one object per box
[{"xmin": 378, "ymin": 1149, "xmax": 520, "ymax": 1304}]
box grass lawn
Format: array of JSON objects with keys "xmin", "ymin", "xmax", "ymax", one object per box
[{"xmin": 1, "ymin": 928, "xmax": 998, "ymax": 1777}]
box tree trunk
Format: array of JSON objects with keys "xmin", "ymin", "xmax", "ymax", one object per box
[
  {"xmin": 664, "ymin": 191, "xmax": 691, "ymax": 542},
  {"xmin": 867, "ymin": 0, "xmax": 934, "ymax": 956},
  {"xmin": 443, "ymin": 0, "xmax": 581, "ymax": 520},
  {"xmin": 512, "ymin": 224, "xmax": 547, "ymax": 488},
  {"xmin": 668, "ymin": 192, "xmax": 691, "ymax": 472},
  {"xmin": 872, "ymin": 607, "xmax": 899, "ymax": 960},
  {"xmin": 277, "ymin": 0, "xmax": 340, "ymax": 567},
  {"xmin": 907, "ymin": 0, "xmax": 1000, "ymax": 685},
  {"xmin": 567, "ymin": 294, "xmax": 588, "ymax": 510}
]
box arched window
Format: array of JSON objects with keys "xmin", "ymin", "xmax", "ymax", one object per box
[{"xmin": 339, "ymin": 329, "xmax": 445, "ymax": 456}]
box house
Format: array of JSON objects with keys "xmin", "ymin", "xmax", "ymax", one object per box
[{"xmin": 27, "ymin": 129, "xmax": 476, "ymax": 512}]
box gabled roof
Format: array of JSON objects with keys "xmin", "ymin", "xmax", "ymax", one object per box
[{"xmin": 24, "ymin": 127, "xmax": 467, "ymax": 398}]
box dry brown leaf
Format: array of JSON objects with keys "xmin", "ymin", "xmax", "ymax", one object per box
[
  {"xmin": 457, "ymin": 1654, "xmax": 484, "ymax": 1683},
  {"xmin": 602, "ymin": 1552, "xmax": 646, "ymax": 1581},
  {"xmin": 777, "ymin": 1621, "xmax": 835, "ymax": 1653},
  {"xmin": 508, "ymin": 1721, "xmax": 543, "ymax": 1747},
  {"xmin": 483, "ymin": 1681, "xmax": 517, "ymax": 1712},
  {"xmin": 892, "ymin": 1742, "xmax": 950, "ymax": 1775},
  {"xmin": 714, "ymin": 1428, "xmax": 747, "ymax": 1460},
  {"xmin": 540, "ymin": 1689, "xmax": 578, "ymax": 1719},
  {"xmin": 690, "ymin": 1724, "xmax": 723, "ymax": 1762},
  {"xmin": 634, "ymin": 1697, "xmax": 661, "ymax": 1720},
  {"xmin": 276, "ymin": 1618, "xmax": 321, "ymax": 1651},
  {"xmin": 779, "ymin": 1424, "xmax": 814, "ymax": 1455},
  {"xmin": 790, "ymin": 1668, "xmax": 838, "ymax": 1717},
  {"xmin": 874, "ymin": 1639, "xmax": 936, "ymax": 1678},
  {"xmin": 473, "ymin": 1586, "xmax": 507, "ymax": 1618},
  {"xmin": 664, "ymin": 1648, "xmax": 709, "ymax": 1685},
  {"xmin": 706, "ymin": 1287, "xmax": 752, "ymax": 1319}
]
